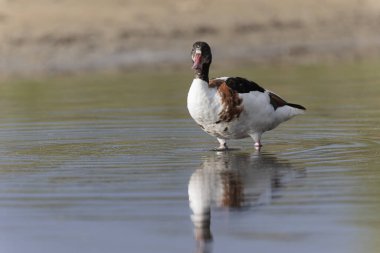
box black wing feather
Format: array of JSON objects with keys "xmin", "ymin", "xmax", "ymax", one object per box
[
  {"xmin": 225, "ymin": 77, "xmax": 265, "ymax": 93},
  {"xmin": 269, "ymin": 92, "xmax": 306, "ymax": 110}
]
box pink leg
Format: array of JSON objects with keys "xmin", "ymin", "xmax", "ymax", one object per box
[
  {"xmin": 250, "ymin": 133, "xmax": 262, "ymax": 150},
  {"xmin": 254, "ymin": 141, "xmax": 262, "ymax": 150}
]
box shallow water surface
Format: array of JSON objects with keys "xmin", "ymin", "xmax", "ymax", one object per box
[{"xmin": 1, "ymin": 64, "xmax": 380, "ymax": 253}]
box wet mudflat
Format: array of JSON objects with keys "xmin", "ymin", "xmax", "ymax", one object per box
[{"xmin": 0, "ymin": 63, "xmax": 380, "ymax": 253}]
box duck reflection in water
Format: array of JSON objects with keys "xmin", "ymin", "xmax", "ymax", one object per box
[{"xmin": 188, "ymin": 151, "xmax": 303, "ymax": 252}]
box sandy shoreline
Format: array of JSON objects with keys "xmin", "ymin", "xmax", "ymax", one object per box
[{"xmin": 1, "ymin": 0, "xmax": 380, "ymax": 76}]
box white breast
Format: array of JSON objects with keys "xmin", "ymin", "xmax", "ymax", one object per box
[{"xmin": 187, "ymin": 78, "xmax": 222, "ymax": 125}]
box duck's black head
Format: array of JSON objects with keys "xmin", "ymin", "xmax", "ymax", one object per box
[{"xmin": 191, "ymin": 41, "xmax": 212, "ymax": 82}]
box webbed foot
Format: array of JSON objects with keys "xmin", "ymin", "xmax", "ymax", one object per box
[{"xmin": 212, "ymin": 146, "xmax": 229, "ymax": 151}]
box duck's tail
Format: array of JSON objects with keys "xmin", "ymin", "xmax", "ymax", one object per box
[
  {"xmin": 273, "ymin": 102, "xmax": 306, "ymax": 124},
  {"xmin": 268, "ymin": 91, "xmax": 306, "ymax": 119}
]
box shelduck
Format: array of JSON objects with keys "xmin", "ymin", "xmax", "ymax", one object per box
[{"xmin": 187, "ymin": 41, "xmax": 306, "ymax": 150}]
